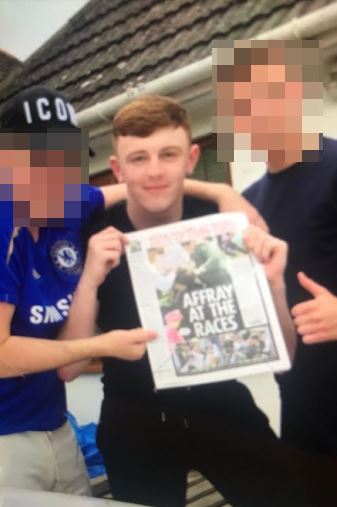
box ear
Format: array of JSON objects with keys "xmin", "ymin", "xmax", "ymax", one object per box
[
  {"xmin": 109, "ymin": 156, "xmax": 124, "ymax": 182},
  {"xmin": 186, "ymin": 144, "xmax": 200, "ymax": 176}
]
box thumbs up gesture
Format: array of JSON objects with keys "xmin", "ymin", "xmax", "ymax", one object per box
[{"xmin": 291, "ymin": 272, "xmax": 337, "ymax": 344}]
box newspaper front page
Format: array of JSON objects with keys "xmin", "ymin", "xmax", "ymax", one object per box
[{"xmin": 125, "ymin": 212, "xmax": 291, "ymax": 389}]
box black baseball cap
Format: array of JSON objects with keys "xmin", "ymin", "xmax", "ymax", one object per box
[
  {"xmin": 0, "ymin": 85, "xmax": 78, "ymax": 131},
  {"xmin": 0, "ymin": 85, "xmax": 95, "ymax": 156}
]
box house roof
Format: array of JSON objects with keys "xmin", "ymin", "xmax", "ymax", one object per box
[
  {"xmin": 0, "ymin": 50, "xmax": 22, "ymax": 84},
  {"xmin": 0, "ymin": 0, "xmax": 332, "ymax": 112}
]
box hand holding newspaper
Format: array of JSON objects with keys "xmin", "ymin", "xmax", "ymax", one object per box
[{"xmin": 125, "ymin": 212, "xmax": 291, "ymax": 389}]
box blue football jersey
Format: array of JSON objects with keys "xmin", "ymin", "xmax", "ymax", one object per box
[{"xmin": 0, "ymin": 185, "xmax": 104, "ymax": 434}]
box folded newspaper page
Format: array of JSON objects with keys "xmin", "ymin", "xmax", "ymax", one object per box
[{"xmin": 125, "ymin": 212, "xmax": 291, "ymax": 389}]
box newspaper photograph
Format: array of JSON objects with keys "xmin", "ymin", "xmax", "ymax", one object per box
[{"xmin": 125, "ymin": 212, "xmax": 291, "ymax": 389}]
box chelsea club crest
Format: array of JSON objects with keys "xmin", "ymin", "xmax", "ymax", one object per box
[{"xmin": 50, "ymin": 240, "xmax": 82, "ymax": 274}]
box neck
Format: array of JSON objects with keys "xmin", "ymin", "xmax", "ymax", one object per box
[
  {"xmin": 266, "ymin": 133, "xmax": 320, "ymax": 173},
  {"xmin": 267, "ymin": 154, "xmax": 301, "ymax": 174},
  {"xmin": 28, "ymin": 226, "xmax": 40, "ymax": 242},
  {"xmin": 126, "ymin": 198, "xmax": 184, "ymax": 230}
]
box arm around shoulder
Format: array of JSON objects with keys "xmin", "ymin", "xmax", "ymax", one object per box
[
  {"xmin": 100, "ymin": 183, "xmax": 127, "ymax": 208},
  {"xmin": 183, "ymin": 179, "xmax": 268, "ymax": 230}
]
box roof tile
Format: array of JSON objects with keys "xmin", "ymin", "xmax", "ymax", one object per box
[{"xmin": 0, "ymin": 0, "xmax": 331, "ymax": 111}]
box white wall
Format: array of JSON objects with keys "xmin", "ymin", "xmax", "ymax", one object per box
[
  {"xmin": 66, "ymin": 373, "xmax": 281, "ymax": 433},
  {"xmin": 323, "ymin": 92, "xmax": 337, "ymax": 139},
  {"xmin": 66, "ymin": 374, "xmax": 103, "ymax": 425},
  {"xmin": 231, "ymin": 160, "xmax": 266, "ymax": 193}
]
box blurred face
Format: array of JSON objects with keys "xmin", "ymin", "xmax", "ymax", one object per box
[
  {"xmin": 111, "ymin": 126, "xmax": 199, "ymax": 224},
  {"xmin": 215, "ymin": 42, "xmax": 322, "ymax": 169},
  {"xmin": 233, "ymin": 64, "xmax": 303, "ymax": 152},
  {"xmin": 0, "ymin": 147, "xmax": 83, "ymax": 225}
]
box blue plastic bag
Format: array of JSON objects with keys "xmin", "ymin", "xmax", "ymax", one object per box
[{"xmin": 67, "ymin": 412, "xmax": 106, "ymax": 479}]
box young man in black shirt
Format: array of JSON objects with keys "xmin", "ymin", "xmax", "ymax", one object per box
[{"xmin": 65, "ymin": 95, "xmax": 336, "ymax": 507}]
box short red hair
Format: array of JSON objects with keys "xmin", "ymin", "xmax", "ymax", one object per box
[{"xmin": 113, "ymin": 95, "xmax": 192, "ymax": 142}]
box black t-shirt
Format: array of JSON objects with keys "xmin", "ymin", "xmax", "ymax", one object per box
[
  {"xmin": 243, "ymin": 137, "xmax": 337, "ymax": 452},
  {"xmin": 244, "ymin": 138, "xmax": 337, "ymax": 309},
  {"xmin": 243, "ymin": 137, "xmax": 337, "ymax": 364},
  {"xmin": 86, "ymin": 197, "xmax": 271, "ymax": 427}
]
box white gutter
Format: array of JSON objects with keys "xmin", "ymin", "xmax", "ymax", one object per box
[
  {"xmin": 77, "ymin": 1, "xmax": 337, "ymax": 130},
  {"xmin": 256, "ymin": 2, "xmax": 337, "ymax": 40},
  {"xmin": 77, "ymin": 57, "xmax": 212, "ymax": 129}
]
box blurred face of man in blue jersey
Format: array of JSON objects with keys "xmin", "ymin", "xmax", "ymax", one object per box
[{"xmin": 0, "ymin": 86, "xmax": 87, "ymax": 229}]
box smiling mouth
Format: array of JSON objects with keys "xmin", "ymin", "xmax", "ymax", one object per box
[{"xmin": 144, "ymin": 185, "xmax": 169, "ymax": 191}]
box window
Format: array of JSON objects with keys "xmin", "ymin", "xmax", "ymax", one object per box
[{"xmin": 191, "ymin": 136, "xmax": 232, "ymax": 184}]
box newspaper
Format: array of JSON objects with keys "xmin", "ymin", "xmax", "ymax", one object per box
[{"xmin": 125, "ymin": 212, "xmax": 291, "ymax": 389}]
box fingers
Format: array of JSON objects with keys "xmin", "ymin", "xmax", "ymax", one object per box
[
  {"xmin": 102, "ymin": 242, "xmax": 123, "ymax": 268},
  {"xmin": 131, "ymin": 344, "xmax": 147, "ymax": 360},
  {"xmin": 293, "ymin": 312, "xmax": 320, "ymax": 328},
  {"xmin": 291, "ymin": 300, "xmax": 317, "ymax": 318},
  {"xmin": 292, "ymin": 303, "xmax": 336, "ymax": 343},
  {"xmin": 296, "ymin": 321, "xmax": 324, "ymax": 336},
  {"xmin": 302, "ymin": 331, "xmax": 336, "ymax": 344},
  {"xmin": 89, "ymin": 243, "xmax": 121, "ymax": 271},
  {"xmin": 243, "ymin": 225, "xmax": 287, "ymax": 287},
  {"xmin": 297, "ymin": 272, "xmax": 328, "ymax": 298},
  {"xmin": 101, "ymin": 328, "xmax": 157, "ymax": 361},
  {"xmin": 125, "ymin": 328, "xmax": 157, "ymax": 344},
  {"xmin": 116, "ymin": 328, "xmax": 157, "ymax": 360},
  {"xmin": 292, "ymin": 292, "xmax": 337, "ymax": 344},
  {"xmin": 244, "ymin": 225, "xmax": 274, "ymax": 255},
  {"xmin": 82, "ymin": 228, "xmax": 127, "ymax": 287},
  {"xmin": 89, "ymin": 227, "xmax": 128, "ymax": 250},
  {"xmin": 87, "ymin": 227, "xmax": 126, "ymax": 269},
  {"xmin": 98, "ymin": 226, "xmax": 128, "ymax": 245},
  {"xmin": 291, "ymin": 298, "xmax": 322, "ymax": 335},
  {"xmin": 261, "ymin": 235, "xmax": 276, "ymax": 264},
  {"xmin": 89, "ymin": 227, "xmax": 128, "ymax": 255},
  {"xmin": 243, "ymin": 225, "xmax": 287, "ymax": 265}
]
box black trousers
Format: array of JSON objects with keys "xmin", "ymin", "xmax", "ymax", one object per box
[{"xmin": 97, "ymin": 392, "xmax": 337, "ymax": 507}]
